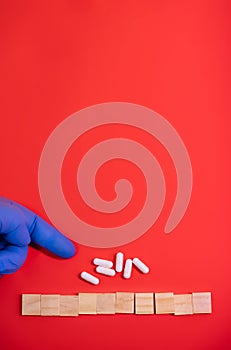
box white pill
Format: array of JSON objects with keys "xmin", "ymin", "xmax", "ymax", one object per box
[
  {"xmin": 93, "ymin": 258, "xmax": 113, "ymax": 268},
  {"xmin": 133, "ymin": 258, "xmax": 149, "ymax": 274},
  {"xmin": 80, "ymin": 271, "xmax": 100, "ymax": 285},
  {"xmin": 115, "ymin": 252, "xmax": 124, "ymax": 272},
  {"xmin": 123, "ymin": 258, "xmax": 133, "ymax": 279},
  {"xmin": 96, "ymin": 266, "xmax": 116, "ymax": 276}
]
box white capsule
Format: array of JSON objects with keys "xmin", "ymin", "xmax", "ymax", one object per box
[
  {"xmin": 93, "ymin": 258, "xmax": 113, "ymax": 268},
  {"xmin": 133, "ymin": 257, "xmax": 149, "ymax": 274},
  {"xmin": 115, "ymin": 252, "xmax": 124, "ymax": 272},
  {"xmin": 80, "ymin": 271, "xmax": 100, "ymax": 285},
  {"xmin": 123, "ymin": 258, "xmax": 133, "ymax": 279},
  {"xmin": 96, "ymin": 266, "xmax": 116, "ymax": 276}
]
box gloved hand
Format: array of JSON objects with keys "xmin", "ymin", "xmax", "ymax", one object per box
[{"xmin": 0, "ymin": 196, "xmax": 76, "ymax": 275}]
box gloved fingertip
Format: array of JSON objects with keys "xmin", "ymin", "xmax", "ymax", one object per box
[
  {"xmin": 62, "ymin": 240, "xmax": 76, "ymax": 259},
  {"xmin": 30, "ymin": 217, "xmax": 77, "ymax": 259},
  {"xmin": 53, "ymin": 238, "xmax": 76, "ymax": 259}
]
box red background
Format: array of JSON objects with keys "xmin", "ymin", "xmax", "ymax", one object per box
[{"xmin": 0, "ymin": 1, "xmax": 231, "ymax": 349}]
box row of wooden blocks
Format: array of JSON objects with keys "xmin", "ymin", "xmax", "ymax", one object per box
[{"xmin": 22, "ymin": 292, "xmax": 212, "ymax": 316}]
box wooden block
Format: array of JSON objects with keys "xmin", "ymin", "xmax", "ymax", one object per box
[
  {"xmin": 174, "ymin": 294, "xmax": 193, "ymax": 315},
  {"xmin": 135, "ymin": 293, "xmax": 154, "ymax": 314},
  {"xmin": 155, "ymin": 292, "xmax": 175, "ymax": 314},
  {"xmin": 60, "ymin": 295, "xmax": 79, "ymax": 316},
  {"xmin": 192, "ymin": 292, "xmax": 212, "ymax": 314},
  {"xmin": 96, "ymin": 293, "xmax": 116, "ymax": 314},
  {"xmin": 40, "ymin": 294, "xmax": 60, "ymax": 316},
  {"xmin": 22, "ymin": 294, "xmax": 41, "ymax": 316},
  {"xmin": 79, "ymin": 293, "xmax": 97, "ymax": 314},
  {"xmin": 116, "ymin": 292, "xmax": 134, "ymax": 313}
]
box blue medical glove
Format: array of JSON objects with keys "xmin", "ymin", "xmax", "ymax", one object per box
[{"xmin": 0, "ymin": 197, "xmax": 76, "ymax": 275}]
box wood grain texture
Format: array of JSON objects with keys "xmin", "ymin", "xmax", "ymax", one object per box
[
  {"xmin": 155, "ymin": 292, "xmax": 175, "ymax": 314},
  {"xmin": 116, "ymin": 292, "xmax": 134, "ymax": 313},
  {"xmin": 135, "ymin": 293, "xmax": 154, "ymax": 314},
  {"xmin": 192, "ymin": 292, "xmax": 212, "ymax": 314},
  {"xmin": 174, "ymin": 294, "xmax": 193, "ymax": 315},
  {"xmin": 40, "ymin": 294, "xmax": 60, "ymax": 316},
  {"xmin": 79, "ymin": 293, "xmax": 97, "ymax": 314},
  {"xmin": 22, "ymin": 294, "xmax": 41, "ymax": 316},
  {"xmin": 60, "ymin": 295, "xmax": 79, "ymax": 316},
  {"xmin": 96, "ymin": 293, "xmax": 116, "ymax": 314}
]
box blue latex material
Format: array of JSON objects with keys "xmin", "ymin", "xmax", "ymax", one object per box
[{"xmin": 0, "ymin": 197, "xmax": 76, "ymax": 275}]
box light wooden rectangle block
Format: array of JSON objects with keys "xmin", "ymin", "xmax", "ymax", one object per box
[
  {"xmin": 79, "ymin": 293, "xmax": 97, "ymax": 314},
  {"xmin": 22, "ymin": 294, "xmax": 41, "ymax": 316},
  {"xmin": 40, "ymin": 294, "xmax": 60, "ymax": 316},
  {"xmin": 192, "ymin": 292, "xmax": 212, "ymax": 314},
  {"xmin": 96, "ymin": 293, "xmax": 116, "ymax": 314},
  {"xmin": 174, "ymin": 294, "xmax": 193, "ymax": 315},
  {"xmin": 116, "ymin": 292, "xmax": 134, "ymax": 313},
  {"xmin": 155, "ymin": 292, "xmax": 175, "ymax": 314},
  {"xmin": 135, "ymin": 293, "xmax": 154, "ymax": 314},
  {"xmin": 60, "ymin": 295, "xmax": 79, "ymax": 316}
]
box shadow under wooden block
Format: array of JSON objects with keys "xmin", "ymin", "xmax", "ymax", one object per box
[
  {"xmin": 135, "ymin": 293, "xmax": 154, "ymax": 314},
  {"xmin": 22, "ymin": 294, "xmax": 41, "ymax": 316},
  {"xmin": 155, "ymin": 292, "xmax": 175, "ymax": 314},
  {"xmin": 40, "ymin": 294, "xmax": 60, "ymax": 316},
  {"xmin": 174, "ymin": 294, "xmax": 193, "ymax": 315},
  {"xmin": 96, "ymin": 293, "xmax": 116, "ymax": 314},
  {"xmin": 192, "ymin": 292, "xmax": 212, "ymax": 314},
  {"xmin": 79, "ymin": 293, "xmax": 97, "ymax": 314},
  {"xmin": 60, "ymin": 295, "xmax": 79, "ymax": 316},
  {"xmin": 116, "ymin": 292, "xmax": 134, "ymax": 314}
]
